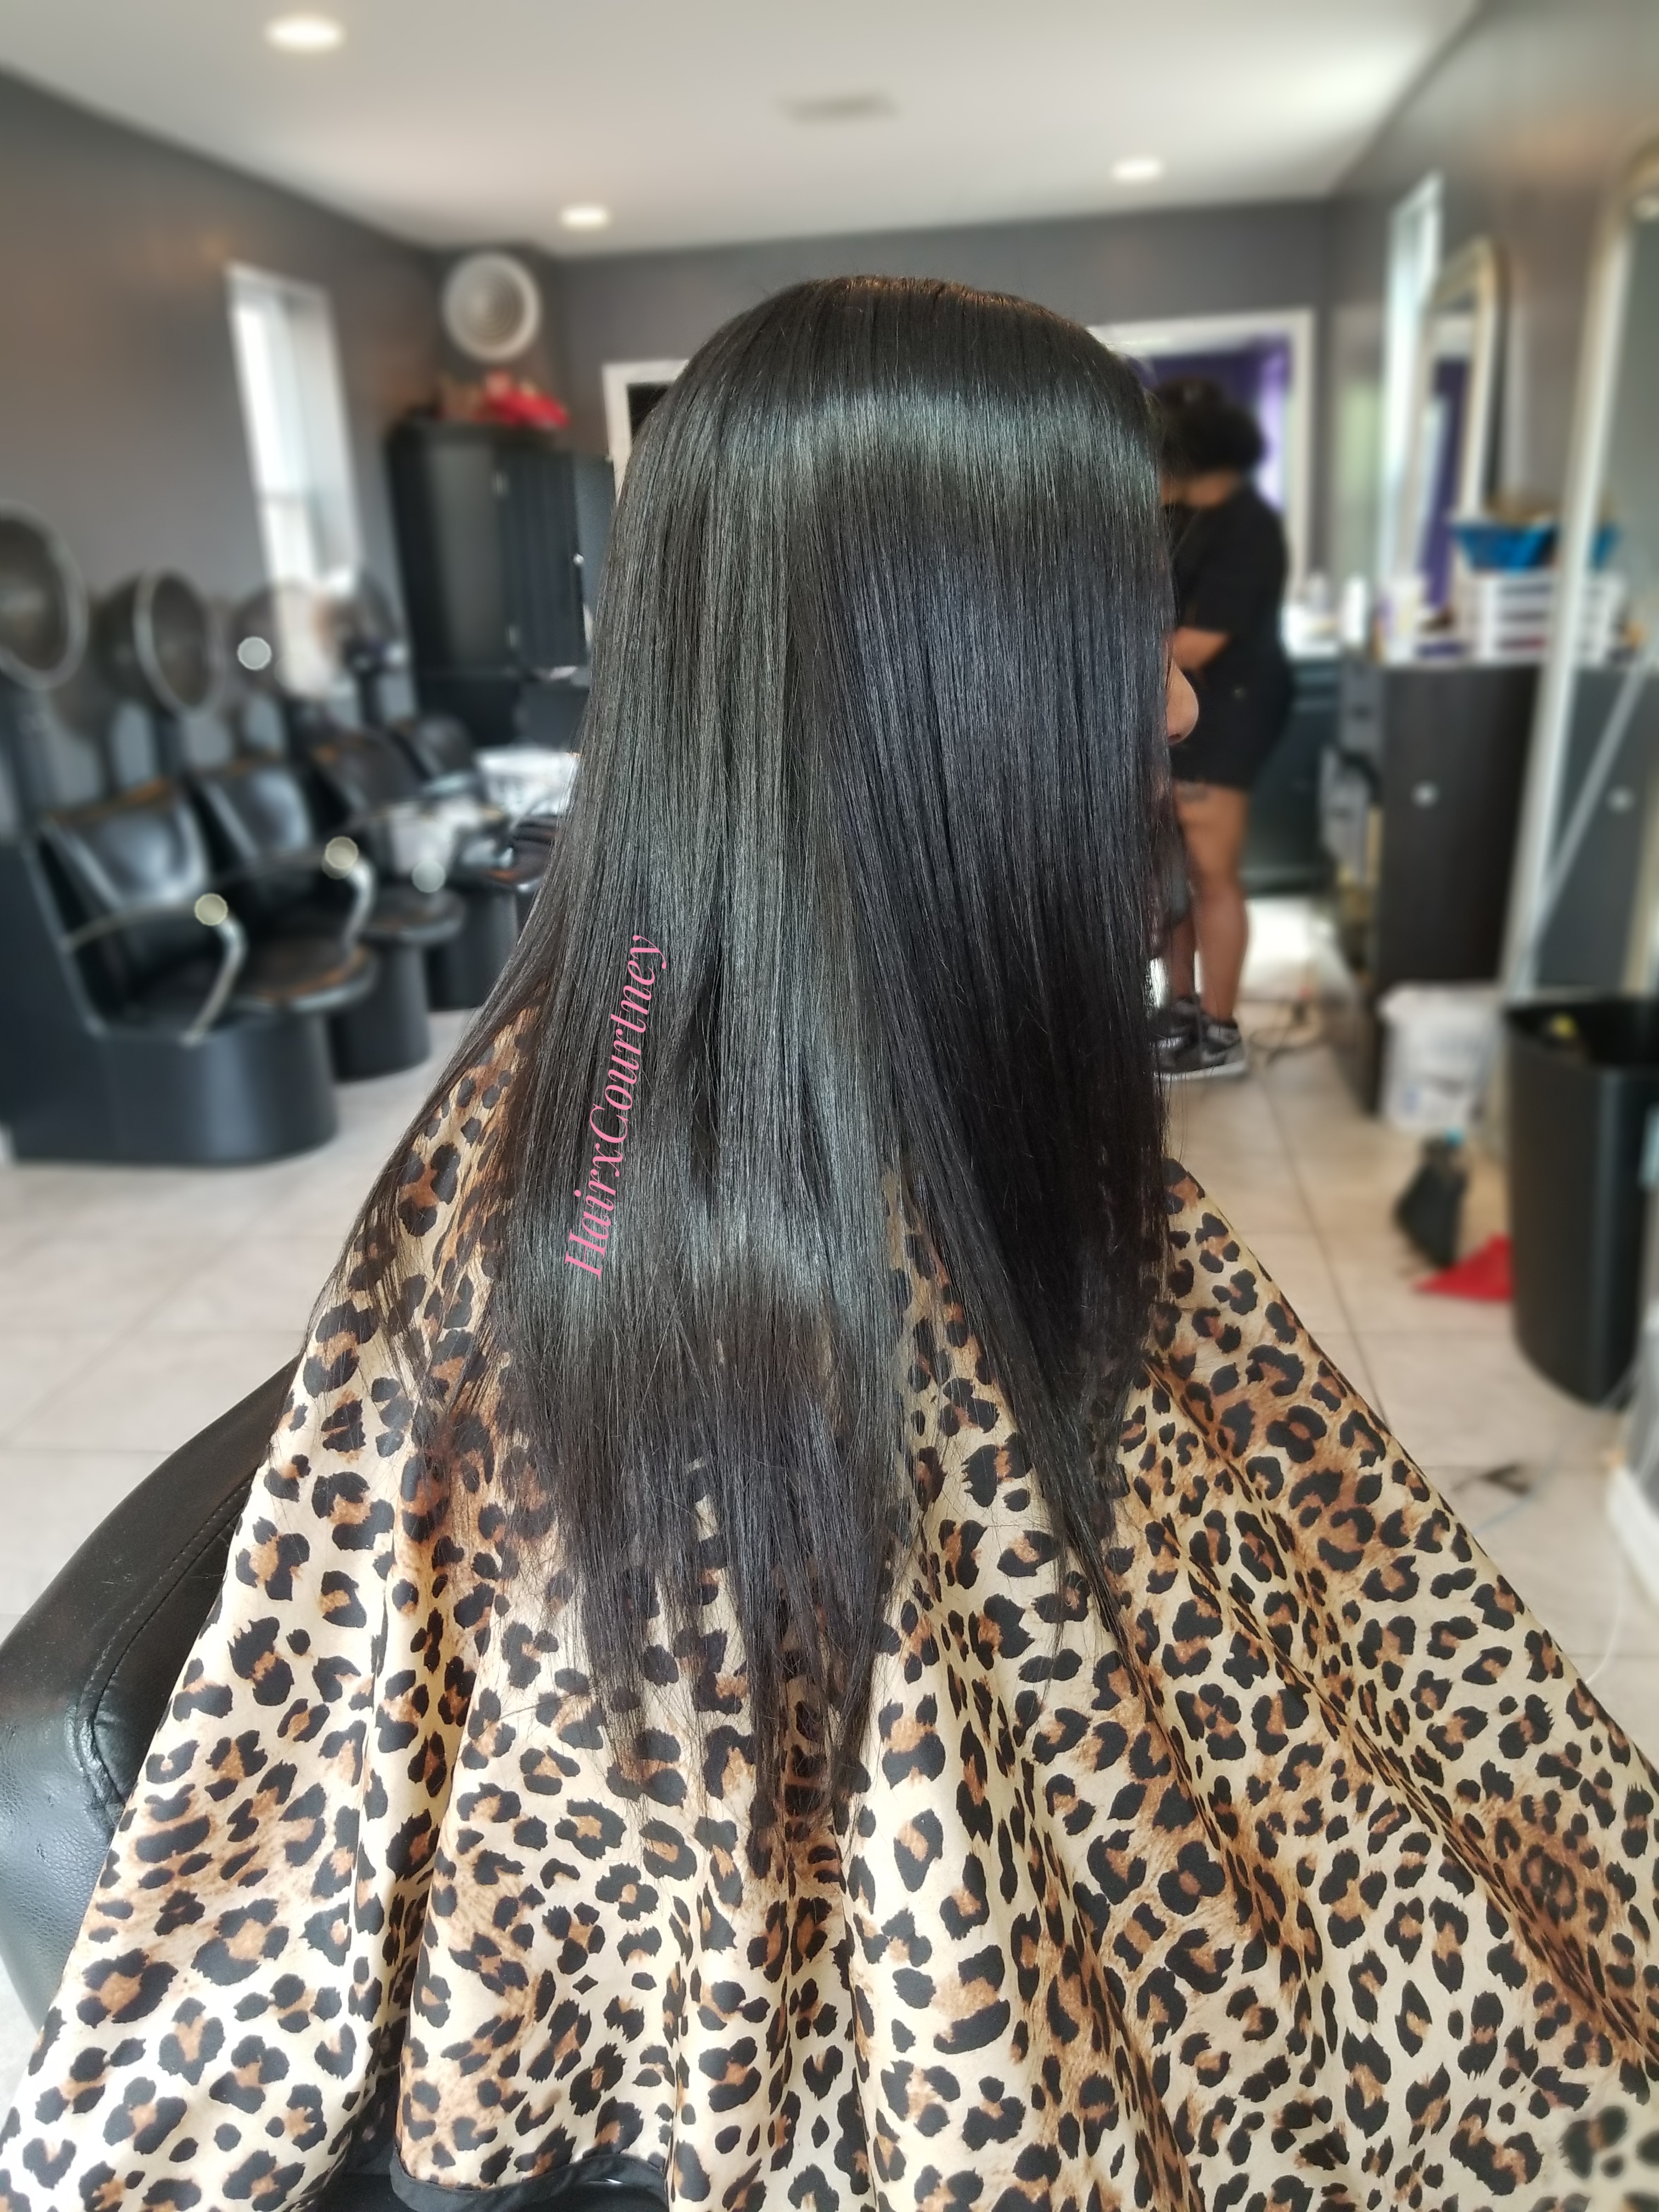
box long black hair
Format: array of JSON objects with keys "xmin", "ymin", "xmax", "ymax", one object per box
[{"xmin": 364, "ymin": 276, "xmax": 1172, "ymax": 1817}]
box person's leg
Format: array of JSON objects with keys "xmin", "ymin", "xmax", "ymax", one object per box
[
  {"xmin": 1165, "ymin": 909, "xmax": 1198, "ymax": 1003},
  {"xmin": 1174, "ymin": 781, "xmax": 1250, "ymax": 1022}
]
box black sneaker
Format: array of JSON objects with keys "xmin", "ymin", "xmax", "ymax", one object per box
[
  {"xmin": 1151, "ymin": 994, "xmax": 1201, "ymax": 1070},
  {"xmin": 1165, "ymin": 1014, "xmax": 1249, "ymax": 1082}
]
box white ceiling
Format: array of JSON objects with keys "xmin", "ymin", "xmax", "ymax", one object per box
[{"xmin": 0, "ymin": 0, "xmax": 1479, "ymax": 258}]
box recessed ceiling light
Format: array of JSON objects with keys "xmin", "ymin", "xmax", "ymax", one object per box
[
  {"xmin": 783, "ymin": 92, "xmax": 895, "ymax": 125},
  {"xmin": 560, "ymin": 204, "xmax": 612, "ymax": 231},
  {"xmin": 1112, "ymin": 155, "xmax": 1164, "ymax": 184},
  {"xmin": 266, "ymin": 14, "xmax": 344, "ymax": 52}
]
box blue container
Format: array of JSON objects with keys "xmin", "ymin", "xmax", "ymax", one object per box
[
  {"xmin": 1452, "ymin": 520, "xmax": 1556, "ymax": 571},
  {"xmin": 1452, "ymin": 519, "xmax": 1621, "ymax": 573}
]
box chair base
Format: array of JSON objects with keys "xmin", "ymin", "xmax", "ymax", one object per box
[
  {"xmin": 0, "ymin": 840, "xmax": 342, "ymax": 1165},
  {"xmin": 10, "ymin": 1012, "xmax": 338, "ymax": 1165},
  {"xmin": 426, "ymin": 884, "xmax": 517, "ymax": 1010},
  {"xmin": 329, "ymin": 940, "xmax": 431, "ymax": 1081}
]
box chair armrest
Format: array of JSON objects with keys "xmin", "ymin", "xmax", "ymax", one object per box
[
  {"xmin": 0, "ymin": 1365, "xmax": 295, "ymax": 2023},
  {"xmin": 61, "ymin": 897, "xmax": 249, "ymax": 1043},
  {"xmin": 321, "ymin": 837, "xmax": 377, "ymax": 949},
  {"xmin": 215, "ymin": 837, "xmax": 379, "ymax": 951}
]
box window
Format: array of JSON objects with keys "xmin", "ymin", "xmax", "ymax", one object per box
[{"xmin": 228, "ymin": 265, "xmax": 362, "ymax": 591}]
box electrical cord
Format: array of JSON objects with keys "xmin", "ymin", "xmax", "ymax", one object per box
[{"xmin": 1239, "ymin": 992, "xmax": 1327, "ymax": 1066}]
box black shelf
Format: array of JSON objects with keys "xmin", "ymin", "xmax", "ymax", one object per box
[{"xmin": 387, "ymin": 418, "xmax": 612, "ymax": 748}]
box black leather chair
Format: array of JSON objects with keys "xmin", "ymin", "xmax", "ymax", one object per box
[
  {"xmin": 386, "ymin": 712, "xmax": 487, "ymax": 798},
  {"xmin": 0, "ymin": 1371, "xmax": 667, "ymax": 2211},
  {"xmin": 193, "ymin": 754, "xmax": 466, "ymax": 1081},
  {"xmin": 303, "ymin": 728, "xmax": 531, "ymax": 1011},
  {"xmin": 0, "ymin": 1369, "xmax": 289, "ymax": 2024},
  {"xmin": 43, "ymin": 780, "xmax": 376, "ymax": 1036},
  {"xmin": 0, "ymin": 782, "xmax": 371, "ymax": 1163},
  {"xmin": 389, "ymin": 716, "xmax": 555, "ymax": 927}
]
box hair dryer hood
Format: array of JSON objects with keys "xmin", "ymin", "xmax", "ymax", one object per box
[
  {"xmin": 97, "ymin": 571, "xmax": 224, "ymax": 716},
  {"xmin": 232, "ymin": 581, "xmax": 345, "ymax": 703},
  {"xmin": 0, "ymin": 508, "xmax": 88, "ymax": 691},
  {"xmin": 329, "ymin": 572, "xmax": 406, "ymax": 676}
]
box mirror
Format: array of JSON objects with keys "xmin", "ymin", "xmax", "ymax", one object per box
[
  {"xmin": 1506, "ymin": 147, "xmax": 1659, "ymax": 994},
  {"xmin": 1397, "ymin": 236, "xmax": 1503, "ymax": 613}
]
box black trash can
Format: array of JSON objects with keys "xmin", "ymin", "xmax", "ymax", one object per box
[{"xmin": 1506, "ymin": 996, "xmax": 1659, "ymax": 1403}]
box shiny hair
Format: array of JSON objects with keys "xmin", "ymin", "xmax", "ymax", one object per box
[
  {"xmin": 1155, "ymin": 374, "xmax": 1266, "ymax": 476},
  {"xmin": 363, "ymin": 275, "xmax": 1173, "ymax": 1818}
]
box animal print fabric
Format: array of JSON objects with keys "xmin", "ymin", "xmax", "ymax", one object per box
[{"xmin": 4, "ymin": 1035, "xmax": 1659, "ymax": 2211}]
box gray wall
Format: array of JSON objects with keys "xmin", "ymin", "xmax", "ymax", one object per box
[
  {"xmin": 1328, "ymin": 0, "xmax": 1659, "ymax": 578},
  {"xmin": 428, "ymin": 242, "xmax": 572, "ymax": 422},
  {"xmin": 0, "ymin": 66, "xmax": 442, "ymax": 800},
  {"xmin": 0, "ymin": 67, "xmax": 441, "ymax": 606},
  {"xmin": 555, "ymin": 200, "xmax": 1334, "ymax": 540}
]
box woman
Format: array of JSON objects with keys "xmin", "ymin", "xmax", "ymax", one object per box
[
  {"xmin": 1154, "ymin": 377, "xmax": 1293, "ymax": 1082},
  {"xmin": 3, "ymin": 280, "xmax": 1657, "ymax": 2212}
]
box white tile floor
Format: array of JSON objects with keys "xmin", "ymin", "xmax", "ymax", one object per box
[
  {"xmin": 0, "ymin": 1020, "xmax": 473, "ymax": 1625},
  {"xmin": 1166, "ymin": 904, "xmax": 1639, "ymax": 1734},
  {"xmin": 0, "ymin": 910, "xmax": 1645, "ymax": 2102}
]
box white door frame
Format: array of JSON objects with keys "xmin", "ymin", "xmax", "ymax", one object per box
[
  {"xmin": 601, "ymin": 358, "xmax": 689, "ymax": 479},
  {"xmin": 1090, "ymin": 309, "xmax": 1316, "ymax": 585}
]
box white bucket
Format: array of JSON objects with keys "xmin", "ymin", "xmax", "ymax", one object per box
[{"xmin": 1377, "ymin": 983, "xmax": 1501, "ymax": 1133}]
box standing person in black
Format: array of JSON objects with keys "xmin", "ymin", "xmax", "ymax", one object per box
[{"xmin": 1153, "ymin": 377, "xmax": 1291, "ymax": 1079}]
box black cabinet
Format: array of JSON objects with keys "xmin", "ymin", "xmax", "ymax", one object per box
[
  {"xmin": 1317, "ymin": 660, "xmax": 1537, "ymax": 1105},
  {"xmin": 387, "ymin": 420, "xmax": 613, "ymax": 747},
  {"xmin": 1534, "ymin": 668, "xmax": 1659, "ymax": 988},
  {"xmin": 1242, "ymin": 657, "xmax": 1339, "ymax": 895}
]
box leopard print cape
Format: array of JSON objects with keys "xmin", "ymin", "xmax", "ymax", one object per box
[{"xmin": 3, "ymin": 1030, "xmax": 1659, "ymax": 2212}]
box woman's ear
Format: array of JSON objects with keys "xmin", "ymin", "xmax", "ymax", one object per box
[{"xmin": 1166, "ymin": 662, "xmax": 1199, "ymax": 744}]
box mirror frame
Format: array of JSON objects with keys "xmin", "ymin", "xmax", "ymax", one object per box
[
  {"xmin": 1395, "ymin": 235, "xmax": 1504, "ymax": 601},
  {"xmin": 1503, "ymin": 139, "xmax": 1659, "ymax": 995}
]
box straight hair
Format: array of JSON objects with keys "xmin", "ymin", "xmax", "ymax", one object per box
[{"xmin": 360, "ymin": 275, "xmax": 1173, "ymax": 1822}]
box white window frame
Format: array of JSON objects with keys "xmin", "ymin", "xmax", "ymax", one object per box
[
  {"xmin": 601, "ymin": 358, "xmax": 688, "ymax": 481},
  {"xmin": 227, "ymin": 263, "xmax": 362, "ymax": 591},
  {"xmin": 1090, "ymin": 309, "xmax": 1316, "ymax": 585}
]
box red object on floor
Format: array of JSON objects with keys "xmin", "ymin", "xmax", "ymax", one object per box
[{"xmin": 1417, "ymin": 1233, "xmax": 1512, "ymax": 1301}]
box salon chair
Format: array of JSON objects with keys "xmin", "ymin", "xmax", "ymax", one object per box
[
  {"xmin": 387, "ymin": 710, "xmax": 488, "ymax": 797},
  {"xmin": 389, "ymin": 715, "xmax": 555, "ymax": 927},
  {"xmin": 0, "ymin": 1368, "xmax": 667, "ymax": 2211},
  {"xmin": 0, "ymin": 782, "xmax": 374, "ymax": 1163},
  {"xmin": 43, "ymin": 781, "xmax": 377, "ymax": 1032},
  {"xmin": 303, "ymin": 727, "xmax": 529, "ymax": 1010},
  {"xmin": 192, "ymin": 753, "xmax": 467, "ymax": 1081}
]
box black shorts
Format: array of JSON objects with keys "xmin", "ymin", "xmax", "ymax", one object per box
[{"xmin": 1172, "ymin": 665, "xmax": 1292, "ymax": 793}]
